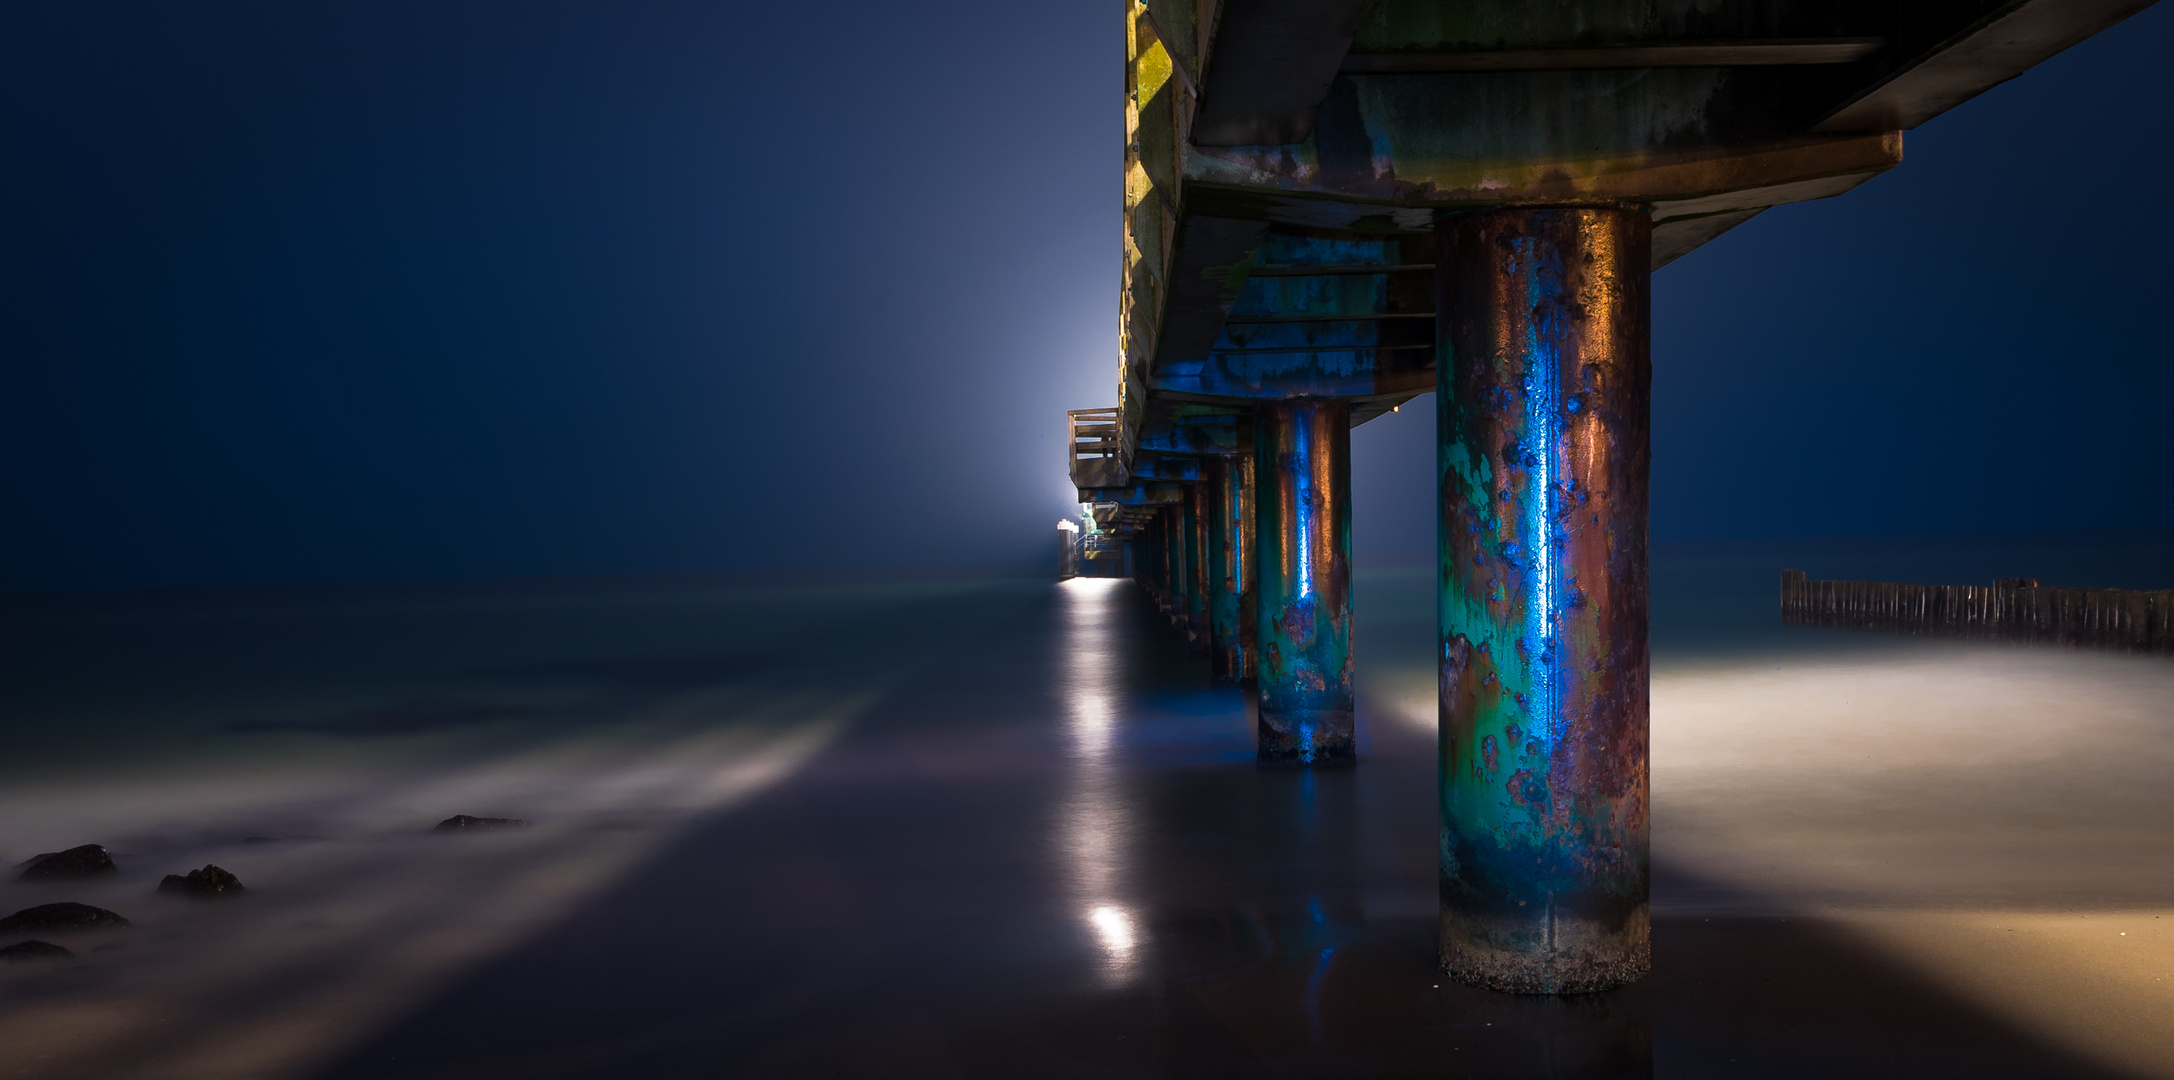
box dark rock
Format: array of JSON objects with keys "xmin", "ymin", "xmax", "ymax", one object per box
[
  {"xmin": 16, "ymin": 845, "xmax": 117, "ymax": 881},
  {"xmin": 156, "ymin": 865, "xmax": 246, "ymax": 899},
  {"xmin": 432, "ymin": 815, "xmax": 528, "ymax": 832},
  {"xmin": 0, "ymin": 903, "xmax": 128, "ymax": 934},
  {"xmin": 0, "ymin": 940, "xmax": 73, "ymax": 963}
]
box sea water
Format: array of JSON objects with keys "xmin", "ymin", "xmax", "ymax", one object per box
[{"xmin": 1, "ymin": 532, "xmax": 2169, "ymax": 1077}]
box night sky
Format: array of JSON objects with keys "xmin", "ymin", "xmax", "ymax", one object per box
[{"xmin": 5, "ymin": 2, "xmax": 2170, "ymax": 592}]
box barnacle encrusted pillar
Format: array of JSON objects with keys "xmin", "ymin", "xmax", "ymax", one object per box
[
  {"xmin": 1436, "ymin": 207, "xmax": 1652, "ymax": 994},
  {"xmin": 1255, "ymin": 398, "xmax": 1353, "ymax": 764}
]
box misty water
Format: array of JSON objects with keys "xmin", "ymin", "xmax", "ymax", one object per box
[{"xmin": 2, "ymin": 531, "xmax": 2171, "ymax": 1078}]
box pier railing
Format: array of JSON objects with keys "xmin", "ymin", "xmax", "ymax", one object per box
[{"xmin": 1780, "ymin": 570, "xmax": 2174, "ymax": 652}]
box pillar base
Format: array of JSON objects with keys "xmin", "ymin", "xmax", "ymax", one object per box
[
  {"xmin": 1256, "ymin": 708, "xmax": 1354, "ymax": 765},
  {"xmin": 1439, "ymin": 901, "xmax": 1650, "ymax": 995}
]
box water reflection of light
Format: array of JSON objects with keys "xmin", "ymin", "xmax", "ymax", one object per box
[
  {"xmin": 1059, "ymin": 579, "xmax": 1124, "ymax": 761},
  {"xmin": 1090, "ymin": 905, "xmax": 1137, "ymax": 950},
  {"xmin": 1072, "ymin": 691, "xmax": 1113, "ymax": 757},
  {"xmin": 1057, "ymin": 578, "xmax": 1138, "ymax": 984}
]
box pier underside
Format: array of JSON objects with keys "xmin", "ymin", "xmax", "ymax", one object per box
[{"xmin": 1072, "ymin": 0, "xmax": 2159, "ymax": 997}]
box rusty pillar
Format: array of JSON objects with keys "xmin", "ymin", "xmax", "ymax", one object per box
[
  {"xmin": 1174, "ymin": 491, "xmax": 1189, "ymax": 630},
  {"xmin": 1254, "ymin": 399, "xmax": 1354, "ymax": 764},
  {"xmin": 1171, "ymin": 498, "xmax": 1192, "ymax": 633},
  {"xmin": 1140, "ymin": 514, "xmax": 1153, "ymax": 599},
  {"xmin": 1435, "ymin": 207, "xmax": 1652, "ymax": 994},
  {"xmin": 1138, "ymin": 518, "xmax": 1154, "ymax": 594},
  {"xmin": 1156, "ymin": 504, "xmax": 1173, "ymax": 612},
  {"xmin": 1209, "ymin": 454, "xmax": 1257, "ymax": 684},
  {"xmin": 1205, "ymin": 459, "xmax": 1232, "ymax": 671},
  {"xmin": 1147, "ymin": 510, "xmax": 1166, "ymax": 611},
  {"xmin": 1149, "ymin": 508, "xmax": 1164, "ymax": 612},
  {"xmin": 1187, "ymin": 480, "xmax": 1211, "ymax": 651}
]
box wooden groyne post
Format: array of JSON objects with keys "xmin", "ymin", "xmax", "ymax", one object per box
[{"xmin": 1780, "ymin": 570, "xmax": 2173, "ymax": 652}]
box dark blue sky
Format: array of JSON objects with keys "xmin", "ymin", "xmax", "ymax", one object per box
[{"xmin": 5, "ymin": 2, "xmax": 2170, "ymax": 590}]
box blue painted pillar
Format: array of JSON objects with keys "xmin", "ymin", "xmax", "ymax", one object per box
[
  {"xmin": 1254, "ymin": 399, "xmax": 1353, "ymax": 764},
  {"xmin": 1436, "ymin": 207, "xmax": 1652, "ymax": 994}
]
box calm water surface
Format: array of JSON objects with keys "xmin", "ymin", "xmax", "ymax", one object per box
[{"xmin": 2, "ymin": 534, "xmax": 2170, "ymax": 1078}]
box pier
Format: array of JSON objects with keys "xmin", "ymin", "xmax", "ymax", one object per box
[{"xmin": 1071, "ymin": 0, "xmax": 2159, "ymax": 995}]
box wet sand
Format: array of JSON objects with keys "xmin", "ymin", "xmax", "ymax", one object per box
[{"xmin": 1, "ymin": 543, "xmax": 2170, "ymax": 1077}]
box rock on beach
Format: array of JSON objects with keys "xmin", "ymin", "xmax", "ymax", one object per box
[
  {"xmin": 433, "ymin": 815, "xmax": 528, "ymax": 832},
  {"xmin": 157, "ymin": 865, "xmax": 246, "ymax": 898},
  {"xmin": 0, "ymin": 940, "xmax": 74, "ymax": 963},
  {"xmin": 16, "ymin": 845, "xmax": 117, "ymax": 881},
  {"xmin": 0, "ymin": 903, "xmax": 129, "ymax": 934}
]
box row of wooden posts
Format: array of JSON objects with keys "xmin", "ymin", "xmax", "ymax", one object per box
[{"xmin": 1780, "ymin": 569, "xmax": 2174, "ymax": 652}]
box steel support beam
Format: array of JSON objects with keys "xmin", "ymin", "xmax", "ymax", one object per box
[
  {"xmin": 1435, "ymin": 207, "xmax": 1652, "ymax": 994},
  {"xmin": 1254, "ymin": 399, "xmax": 1353, "ymax": 764},
  {"xmin": 1209, "ymin": 454, "xmax": 1258, "ymax": 685}
]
